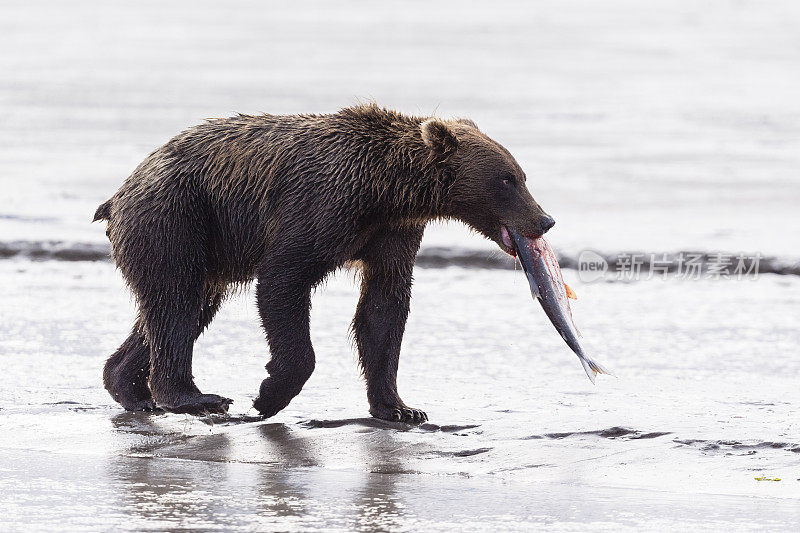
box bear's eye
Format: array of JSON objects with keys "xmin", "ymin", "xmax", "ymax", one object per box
[{"xmin": 502, "ymin": 175, "xmax": 515, "ymax": 186}]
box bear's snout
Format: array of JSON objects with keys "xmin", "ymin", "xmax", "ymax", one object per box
[
  {"xmin": 539, "ymin": 214, "xmax": 556, "ymax": 233},
  {"xmin": 516, "ymin": 213, "xmax": 556, "ymax": 240}
]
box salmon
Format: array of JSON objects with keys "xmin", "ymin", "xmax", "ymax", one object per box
[{"xmin": 507, "ymin": 228, "xmax": 612, "ymax": 383}]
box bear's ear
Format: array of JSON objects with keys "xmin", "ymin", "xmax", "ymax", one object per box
[
  {"xmin": 420, "ymin": 118, "xmax": 458, "ymax": 158},
  {"xmin": 454, "ymin": 117, "xmax": 479, "ymax": 131}
]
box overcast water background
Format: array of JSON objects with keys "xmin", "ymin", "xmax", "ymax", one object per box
[{"xmin": 1, "ymin": 0, "xmax": 799, "ymax": 531}]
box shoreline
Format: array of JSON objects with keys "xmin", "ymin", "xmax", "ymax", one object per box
[{"xmin": 2, "ymin": 239, "xmax": 798, "ymax": 276}]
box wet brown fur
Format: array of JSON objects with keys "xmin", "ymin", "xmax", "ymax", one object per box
[{"xmin": 96, "ymin": 103, "xmax": 554, "ymax": 420}]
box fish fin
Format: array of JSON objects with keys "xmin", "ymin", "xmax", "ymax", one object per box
[
  {"xmin": 579, "ymin": 356, "xmax": 614, "ymax": 384},
  {"xmin": 564, "ymin": 283, "xmax": 577, "ymax": 299},
  {"xmin": 567, "ymin": 313, "xmax": 582, "ymax": 338}
]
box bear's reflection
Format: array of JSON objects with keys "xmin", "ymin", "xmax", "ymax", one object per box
[
  {"xmin": 107, "ymin": 413, "xmax": 238, "ymax": 528},
  {"xmin": 254, "ymin": 419, "xmax": 407, "ymax": 529},
  {"xmin": 107, "ymin": 413, "xmax": 418, "ymax": 529}
]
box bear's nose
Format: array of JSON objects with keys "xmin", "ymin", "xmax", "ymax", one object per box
[{"xmin": 540, "ymin": 215, "xmax": 556, "ymax": 233}]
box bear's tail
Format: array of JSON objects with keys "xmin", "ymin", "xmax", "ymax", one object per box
[{"xmin": 93, "ymin": 198, "xmax": 113, "ymax": 222}]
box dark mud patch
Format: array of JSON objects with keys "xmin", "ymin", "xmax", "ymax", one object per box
[
  {"xmin": 674, "ymin": 439, "xmax": 800, "ymax": 455},
  {"xmin": 427, "ymin": 447, "xmax": 493, "ymax": 458},
  {"xmin": 298, "ymin": 418, "xmax": 481, "ymax": 433},
  {"xmin": 368, "ymin": 466, "xmax": 426, "ymax": 475},
  {"xmin": 43, "ymin": 401, "xmax": 115, "ymax": 413},
  {"xmin": 299, "ymin": 417, "xmax": 419, "ymax": 431},
  {"xmin": 526, "ymin": 427, "xmax": 672, "ymax": 441},
  {"xmin": 421, "ymin": 423, "xmax": 482, "ymax": 433},
  {"xmin": 0, "ymin": 240, "xmax": 111, "ymax": 261},
  {"xmin": 115, "ymin": 412, "xmax": 265, "ymax": 428},
  {"xmin": 198, "ymin": 414, "xmax": 264, "ymax": 426},
  {"xmin": 489, "ymin": 463, "xmax": 555, "ymax": 474}
]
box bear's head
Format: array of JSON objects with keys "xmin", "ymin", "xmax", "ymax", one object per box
[{"xmin": 420, "ymin": 118, "xmax": 555, "ymax": 255}]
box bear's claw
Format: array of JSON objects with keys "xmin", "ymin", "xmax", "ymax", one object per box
[
  {"xmin": 398, "ymin": 407, "xmax": 428, "ymax": 423},
  {"xmin": 370, "ymin": 405, "xmax": 428, "ymax": 424}
]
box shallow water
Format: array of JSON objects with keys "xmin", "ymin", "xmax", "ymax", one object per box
[
  {"xmin": 2, "ymin": 0, "xmax": 800, "ymax": 530},
  {"xmin": 1, "ymin": 261, "xmax": 799, "ymax": 530}
]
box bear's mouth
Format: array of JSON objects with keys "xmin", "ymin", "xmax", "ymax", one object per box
[
  {"xmin": 500, "ymin": 225, "xmax": 549, "ymax": 256},
  {"xmin": 500, "ymin": 225, "xmax": 515, "ymax": 256}
]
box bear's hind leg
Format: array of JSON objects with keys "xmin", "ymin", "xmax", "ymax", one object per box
[
  {"xmin": 103, "ymin": 321, "xmax": 156, "ymax": 411},
  {"xmin": 140, "ymin": 277, "xmax": 232, "ymax": 415},
  {"xmin": 104, "ymin": 292, "xmax": 225, "ymax": 412}
]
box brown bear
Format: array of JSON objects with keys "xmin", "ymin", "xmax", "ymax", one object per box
[{"xmin": 94, "ymin": 104, "xmax": 555, "ymax": 422}]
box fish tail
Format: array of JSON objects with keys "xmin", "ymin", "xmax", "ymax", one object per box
[{"xmin": 579, "ymin": 355, "xmax": 614, "ymax": 384}]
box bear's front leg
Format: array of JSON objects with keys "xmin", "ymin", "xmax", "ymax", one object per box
[
  {"xmin": 253, "ymin": 255, "xmax": 326, "ymax": 418},
  {"xmin": 353, "ymin": 226, "xmax": 427, "ymax": 424}
]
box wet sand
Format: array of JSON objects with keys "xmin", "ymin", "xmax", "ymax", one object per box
[{"xmin": 1, "ymin": 261, "xmax": 799, "ymax": 530}]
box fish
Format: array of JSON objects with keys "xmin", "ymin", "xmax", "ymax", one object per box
[{"xmin": 505, "ymin": 227, "xmax": 612, "ymax": 383}]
